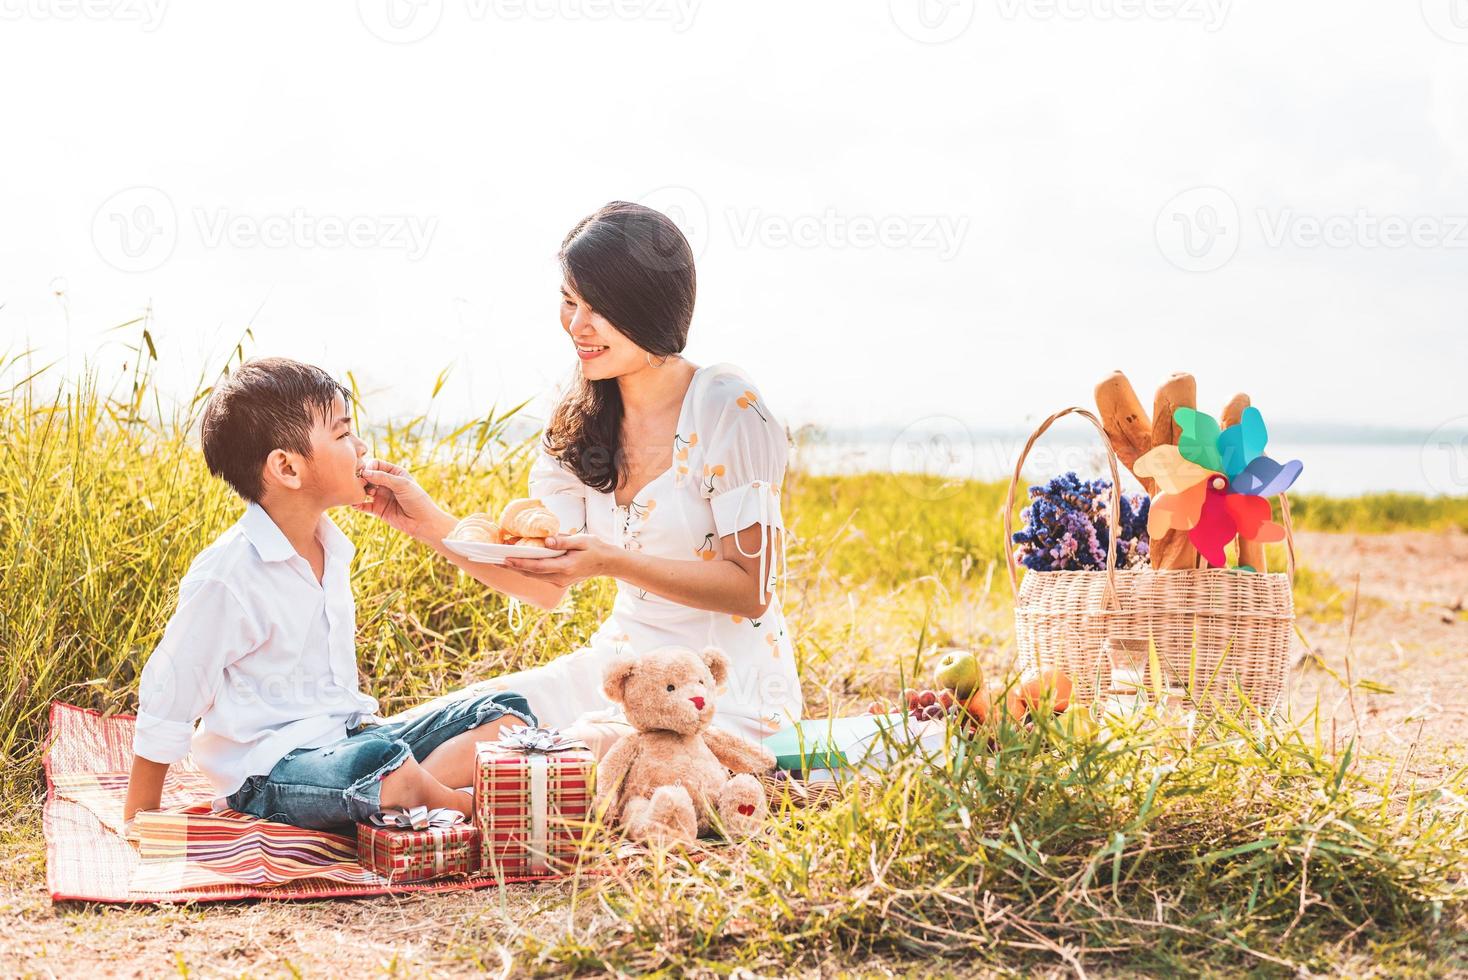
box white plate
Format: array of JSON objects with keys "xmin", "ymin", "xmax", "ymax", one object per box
[{"xmin": 442, "ymin": 538, "xmax": 566, "ymax": 565}]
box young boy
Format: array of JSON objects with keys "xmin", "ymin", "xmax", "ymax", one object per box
[{"xmin": 123, "ymin": 357, "xmax": 532, "ymax": 832}]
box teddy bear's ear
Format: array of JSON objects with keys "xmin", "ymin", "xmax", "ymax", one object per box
[
  {"xmin": 602, "ymin": 653, "xmax": 638, "ymax": 704},
  {"xmin": 700, "ymin": 646, "xmax": 730, "ymax": 687}
]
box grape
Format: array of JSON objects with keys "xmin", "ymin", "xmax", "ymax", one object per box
[
  {"xmin": 918, "ymin": 691, "xmax": 937, "ymax": 708},
  {"xmin": 906, "ymin": 691, "xmax": 921, "ymax": 711}
]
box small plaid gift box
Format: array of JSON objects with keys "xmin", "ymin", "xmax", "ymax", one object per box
[
  {"xmin": 475, "ymin": 727, "xmax": 595, "ymax": 879},
  {"xmin": 357, "ymin": 820, "xmax": 479, "ymax": 884}
]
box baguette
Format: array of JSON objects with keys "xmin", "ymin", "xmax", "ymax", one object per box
[
  {"xmin": 1150, "ymin": 373, "xmax": 1199, "ymax": 570},
  {"xmin": 1094, "ymin": 371, "xmax": 1155, "ymax": 492}
]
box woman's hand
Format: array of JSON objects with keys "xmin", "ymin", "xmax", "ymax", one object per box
[
  {"xmin": 352, "ymin": 458, "xmax": 455, "ymax": 544},
  {"xmin": 502, "ymin": 533, "xmax": 621, "ymax": 588}
]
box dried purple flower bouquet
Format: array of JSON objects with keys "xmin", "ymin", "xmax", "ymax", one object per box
[{"xmin": 1011, "ymin": 472, "xmax": 1150, "ymax": 572}]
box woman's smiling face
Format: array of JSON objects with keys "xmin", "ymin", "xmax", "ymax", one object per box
[{"xmin": 560, "ymin": 280, "xmax": 647, "ymax": 381}]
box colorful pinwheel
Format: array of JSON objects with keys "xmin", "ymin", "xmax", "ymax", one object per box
[{"xmin": 1134, "ymin": 406, "xmax": 1302, "ymax": 569}]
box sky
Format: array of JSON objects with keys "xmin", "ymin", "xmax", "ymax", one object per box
[{"xmin": 3, "ymin": 0, "xmax": 1467, "ymax": 457}]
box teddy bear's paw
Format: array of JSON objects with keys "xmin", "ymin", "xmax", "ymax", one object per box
[
  {"xmin": 715, "ymin": 773, "xmax": 768, "ymax": 839},
  {"xmin": 626, "ymin": 785, "xmax": 698, "ymax": 846}
]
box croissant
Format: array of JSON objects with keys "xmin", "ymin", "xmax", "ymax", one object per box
[
  {"xmin": 498, "ymin": 497, "xmax": 560, "ymax": 539},
  {"xmin": 450, "ymin": 514, "xmax": 502, "ymax": 544}
]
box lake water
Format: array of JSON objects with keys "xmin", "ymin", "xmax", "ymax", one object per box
[{"xmin": 791, "ymin": 435, "xmax": 1466, "ymax": 498}]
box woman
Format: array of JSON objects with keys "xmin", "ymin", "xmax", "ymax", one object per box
[{"xmin": 356, "ymin": 201, "xmax": 802, "ymax": 756}]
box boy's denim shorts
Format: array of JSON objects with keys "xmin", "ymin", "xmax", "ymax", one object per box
[{"xmin": 225, "ymin": 691, "xmax": 535, "ymax": 831}]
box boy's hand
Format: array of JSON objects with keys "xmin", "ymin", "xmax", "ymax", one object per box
[{"xmin": 353, "ymin": 459, "xmax": 454, "ymax": 542}]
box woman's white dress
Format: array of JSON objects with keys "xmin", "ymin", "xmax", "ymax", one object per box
[{"xmin": 510, "ymin": 362, "xmax": 802, "ymax": 743}]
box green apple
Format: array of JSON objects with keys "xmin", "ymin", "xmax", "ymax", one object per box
[
  {"xmin": 1055, "ymin": 704, "xmax": 1096, "ymax": 740},
  {"xmin": 933, "ymin": 649, "xmax": 981, "ymax": 699}
]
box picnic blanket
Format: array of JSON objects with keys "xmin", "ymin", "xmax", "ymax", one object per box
[{"xmin": 42, "ymin": 702, "xmax": 596, "ymax": 904}]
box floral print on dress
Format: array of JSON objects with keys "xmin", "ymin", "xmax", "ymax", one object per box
[
  {"xmin": 736, "ymin": 388, "xmax": 768, "ymax": 422},
  {"xmin": 674, "ymin": 432, "xmax": 698, "ymax": 487},
  {"xmin": 700, "ymin": 462, "xmax": 726, "ymax": 496}
]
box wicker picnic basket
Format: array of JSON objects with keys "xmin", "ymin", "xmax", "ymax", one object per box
[{"xmin": 1003, "ymin": 407, "xmax": 1297, "ymax": 718}]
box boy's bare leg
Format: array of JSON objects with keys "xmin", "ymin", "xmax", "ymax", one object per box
[
  {"xmin": 419, "ymin": 715, "xmax": 526, "ymax": 790},
  {"xmin": 379, "ymin": 755, "xmax": 473, "ymax": 815}
]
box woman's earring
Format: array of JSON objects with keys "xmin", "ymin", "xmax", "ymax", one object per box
[{"xmin": 647, "ymin": 352, "xmax": 671, "ymax": 368}]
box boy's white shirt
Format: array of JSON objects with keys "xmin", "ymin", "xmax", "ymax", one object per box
[{"xmin": 132, "ymin": 502, "xmax": 379, "ymax": 805}]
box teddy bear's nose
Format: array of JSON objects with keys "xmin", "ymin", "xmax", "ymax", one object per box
[{"xmin": 689, "ymin": 696, "xmax": 706, "ymax": 710}]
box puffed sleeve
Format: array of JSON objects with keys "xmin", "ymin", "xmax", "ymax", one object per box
[
  {"xmin": 133, "ymin": 579, "xmax": 259, "ymax": 764},
  {"xmin": 698, "ymin": 371, "xmax": 789, "ymax": 605},
  {"xmin": 528, "ymin": 444, "xmax": 587, "ymax": 536}
]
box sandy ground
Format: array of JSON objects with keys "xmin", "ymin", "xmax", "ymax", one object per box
[
  {"xmin": 2, "ymin": 529, "xmax": 1466, "ymax": 978},
  {"xmin": 1288, "ymin": 530, "xmax": 1468, "ymax": 765}
]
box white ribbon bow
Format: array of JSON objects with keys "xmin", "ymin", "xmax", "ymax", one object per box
[
  {"xmin": 494, "ymin": 725, "xmax": 587, "ymax": 754},
  {"xmin": 369, "ymin": 805, "xmax": 466, "ymax": 831}
]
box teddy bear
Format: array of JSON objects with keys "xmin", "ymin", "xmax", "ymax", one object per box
[{"xmin": 595, "ymin": 645, "xmax": 776, "ymax": 844}]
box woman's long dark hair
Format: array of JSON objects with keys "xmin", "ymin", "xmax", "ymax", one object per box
[{"xmin": 544, "ymin": 201, "xmax": 697, "ymax": 493}]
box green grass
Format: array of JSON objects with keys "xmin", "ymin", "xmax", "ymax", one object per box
[
  {"xmin": 1287, "ymin": 493, "xmax": 1468, "ymax": 534},
  {"xmin": 2, "ymin": 330, "xmax": 1465, "ymax": 975}
]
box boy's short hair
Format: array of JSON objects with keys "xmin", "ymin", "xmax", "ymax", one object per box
[{"xmin": 201, "ymin": 357, "xmax": 351, "ymax": 502}]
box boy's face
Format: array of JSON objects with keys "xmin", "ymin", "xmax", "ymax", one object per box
[{"xmin": 301, "ymin": 393, "xmax": 371, "ymax": 507}]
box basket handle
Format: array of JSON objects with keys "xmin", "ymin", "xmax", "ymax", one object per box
[{"xmin": 1004, "ymin": 407, "xmax": 1122, "ymax": 598}]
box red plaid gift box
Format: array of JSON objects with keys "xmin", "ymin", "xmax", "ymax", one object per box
[
  {"xmin": 357, "ymin": 822, "xmax": 479, "ymax": 884},
  {"xmin": 475, "ymin": 728, "xmax": 595, "ymax": 878}
]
